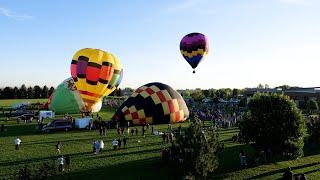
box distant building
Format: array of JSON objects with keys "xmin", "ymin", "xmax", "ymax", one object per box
[{"xmin": 244, "ymin": 87, "xmax": 320, "ymax": 106}]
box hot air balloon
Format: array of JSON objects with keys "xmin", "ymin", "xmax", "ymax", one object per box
[
  {"xmin": 48, "ymin": 78, "xmax": 102, "ymax": 114},
  {"xmin": 70, "ymin": 48, "xmax": 123, "ymax": 112},
  {"xmin": 112, "ymin": 82, "xmax": 189, "ymax": 126},
  {"xmin": 180, "ymin": 32, "xmax": 209, "ymax": 73}
]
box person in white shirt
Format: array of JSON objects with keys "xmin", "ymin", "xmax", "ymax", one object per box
[
  {"xmin": 99, "ymin": 140, "xmax": 104, "ymax": 153},
  {"xmin": 14, "ymin": 137, "xmax": 21, "ymax": 150},
  {"xmin": 112, "ymin": 139, "xmax": 118, "ymax": 150},
  {"xmin": 57, "ymin": 155, "xmax": 64, "ymax": 172}
]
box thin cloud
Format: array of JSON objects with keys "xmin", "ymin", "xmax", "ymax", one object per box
[
  {"xmin": 0, "ymin": 7, "xmax": 33, "ymax": 20},
  {"xmin": 165, "ymin": 0, "xmax": 205, "ymax": 13},
  {"xmin": 279, "ymin": 0, "xmax": 312, "ymax": 5}
]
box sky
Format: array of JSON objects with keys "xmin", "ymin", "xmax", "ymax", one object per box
[{"xmin": 0, "ymin": 0, "xmax": 319, "ymax": 89}]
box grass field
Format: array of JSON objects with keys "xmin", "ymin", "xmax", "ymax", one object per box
[
  {"xmin": 0, "ymin": 99, "xmax": 48, "ymax": 108},
  {"xmin": 0, "ymin": 99, "xmax": 320, "ymax": 179}
]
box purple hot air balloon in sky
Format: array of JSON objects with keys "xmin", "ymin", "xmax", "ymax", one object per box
[{"xmin": 180, "ymin": 32, "xmax": 209, "ymax": 73}]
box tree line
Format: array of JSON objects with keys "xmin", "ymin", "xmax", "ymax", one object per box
[{"xmin": 0, "ymin": 85, "xmax": 55, "ymax": 99}]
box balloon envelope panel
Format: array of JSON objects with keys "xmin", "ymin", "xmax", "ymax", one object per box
[{"xmin": 113, "ymin": 82, "xmax": 189, "ymax": 125}]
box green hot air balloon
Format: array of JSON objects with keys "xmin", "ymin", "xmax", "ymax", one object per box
[{"xmin": 49, "ymin": 78, "xmax": 102, "ymax": 114}]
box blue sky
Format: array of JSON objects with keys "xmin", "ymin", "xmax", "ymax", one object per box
[{"xmin": 0, "ymin": 0, "xmax": 319, "ymax": 89}]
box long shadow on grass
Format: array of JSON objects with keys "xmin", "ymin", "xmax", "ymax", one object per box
[
  {"xmin": 1, "ymin": 124, "xmax": 108, "ymax": 137},
  {"xmin": 247, "ymin": 162, "xmax": 320, "ymax": 180},
  {"xmin": 52, "ymin": 157, "xmax": 174, "ymax": 180},
  {"xmin": 0, "ymin": 151, "xmax": 91, "ymax": 167},
  {"xmin": 86, "ymin": 147, "xmax": 162, "ymax": 160}
]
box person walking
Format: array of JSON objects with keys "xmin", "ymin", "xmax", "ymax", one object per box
[
  {"xmin": 14, "ymin": 137, "xmax": 21, "ymax": 150},
  {"xmin": 56, "ymin": 141, "xmax": 61, "ymax": 154}
]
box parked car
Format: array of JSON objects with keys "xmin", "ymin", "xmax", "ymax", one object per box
[
  {"xmin": 11, "ymin": 109, "xmax": 34, "ymax": 117},
  {"xmin": 42, "ymin": 119, "xmax": 73, "ymax": 133}
]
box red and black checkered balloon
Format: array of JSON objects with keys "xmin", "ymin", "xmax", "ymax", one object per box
[{"xmin": 113, "ymin": 82, "xmax": 189, "ymax": 125}]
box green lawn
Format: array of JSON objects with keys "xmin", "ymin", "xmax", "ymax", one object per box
[{"xmin": 0, "ymin": 105, "xmax": 320, "ymax": 179}]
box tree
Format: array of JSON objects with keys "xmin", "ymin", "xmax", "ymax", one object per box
[
  {"xmin": 41, "ymin": 86, "xmax": 49, "ymax": 98},
  {"xmin": 257, "ymin": 84, "xmax": 264, "ymax": 89},
  {"xmin": 33, "ymin": 85, "xmax": 42, "ymax": 98},
  {"xmin": 232, "ymin": 88, "xmax": 240, "ymax": 97},
  {"xmin": 19, "ymin": 84, "xmax": 27, "ymax": 99},
  {"xmin": 26, "ymin": 87, "xmax": 34, "ymax": 99},
  {"xmin": 172, "ymin": 117, "xmax": 223, "ymax": 178},
  {"xmin": 2, "ymin": 87, "xmax": 13, "ymax": 99},
  {"xmin": 116, "ymin": 88, "xmax": 123, "ymax": 96},
  {"xmin": 48, "ymin": 86, "xmax": 55, "ymax": 96},
  {"xmin": 278, "ymin": 85, "xmax": 291, "ymax": 90},
  {"xmin": 13, "ymin": 87, "xmax": 19, "ymax": 99},
  {"xmin": 202, "ymin": 89, "xmax": 210, "ymax": 98},
  {"xmin": 191, "ymin": 91, "xmax": 204, "ymax": 101},
  {"xmin": 239, "ymin": 93, "xmax": 306, "ymax": 158},
  {"xmin": 306, "ymin": 99, "xmax": 318, "ymax": 114}
]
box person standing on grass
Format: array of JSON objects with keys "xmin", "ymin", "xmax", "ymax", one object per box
[
  {"xmin": 118, "ymin": 138, "xmax": 122, "ymax": 149},
  {"xmin": 283, "ymin": 167, "xmax": 293, "ymax": 180},
  {"xmin": 57, "ymin": 155, "xmax": 64, "ymax": 172},
  {"xmin": 99, "ymin": 126, "xmax": 103, "ymax": 136},
  {"xmin": 142, "ymin": 125, "xmax": 145, "ymax": 137},
  {"xmin": 95, "ymin": 140, "xmax": 100, "ymax": 154},
  {"xmin": 56, "ymin": 141, "xmax": 61, "ymax": 154},
  {"xmin": 1, "ymin": 124, "xmax": 4, "ymax": 133},
  {"xmin": 99, "ymin": 140, "xmax": 104, "ymax": 153},
  {"xmin": 103, "ymin": 125, "xmax": 107, "ymax": 136},
  {"xmin": 162, "ymin": 133, "xmax": 166, "ymax": 143},
  {"xmin": 92, "ymin": 140, "xmax": 96, "ymax": 153},
  {"xmin": 127, "ymin": 127, "xmax": 130, "ymax": 136},
  {"xmin": 14, "ymin": 137, "xmax": 21, "ymax": 150},
  {"xmin": 239, "ymin": 150, "xmax": 247, "ymax": 167},
  {"xmin": 130, "ymin": 128, "xmax": 134, "ymax": 136},
  {"xmin": 112, "ymin": 139, "xmax": 118, "ymax": 150},
  {"xmin": 65, "ymin": 155, "xmax": 71, "ymax": 171},
  {"xmin": 151, "ymin": 125, "xmax": 154, "ymax": 135},
  {"xmin": 123, "ymin": 136, "xmax": 127, "ymax": 148},
  {"xmin": 135, "ymin": 127, "xmax": 138, "ymax": 136}
]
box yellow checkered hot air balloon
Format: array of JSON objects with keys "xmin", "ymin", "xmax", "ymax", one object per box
[
  {"xmin": 112, "ymin": 82, "xmax": 189, "ymax": 126},
  {"xmin": 70, "ymin": 48, "xmax": 123, "ymax": 112}
]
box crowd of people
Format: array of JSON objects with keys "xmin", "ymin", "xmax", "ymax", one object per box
[{"xmin": 103, "ymin": 99, "xmax": 124, "ymax": 109}]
